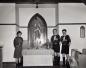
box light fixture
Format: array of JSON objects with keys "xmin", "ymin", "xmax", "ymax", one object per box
[
  {"xmin": 36, "ymin": 2, "xmax": 38, "ymax": 8},
  {"xmin": 33, "ymin": 0, "xmax": 40, "ymax": 8}
]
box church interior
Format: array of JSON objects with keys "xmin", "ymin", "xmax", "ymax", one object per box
[{"xmin": 0, "ymin": 0, "xmax": 86, "ymax": 68}]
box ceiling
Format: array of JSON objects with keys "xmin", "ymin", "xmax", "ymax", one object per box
[{"xmin": 0, "ymin": 0, "xmax": 83, "ymax": 3}]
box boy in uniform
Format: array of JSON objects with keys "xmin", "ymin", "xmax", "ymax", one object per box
[
  {"xmin": 61, "ymin": 29, "xmax": 71, "ymax": 66},
  {"xmin": 51, "ymin": 29, "xmax": 60, "ymax": 66}
]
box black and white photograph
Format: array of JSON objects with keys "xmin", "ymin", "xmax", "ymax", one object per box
[{"xmin": 0, "ymin": 0, "xmax": 86, "ymax": 68}]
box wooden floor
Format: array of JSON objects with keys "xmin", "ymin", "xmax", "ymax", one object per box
[
  {"xmin": 2, "ymin": 62, "xmax": 86, "ymax": 68},
  {"xmin": 3, "ymin": 62, "xmax": 67, "ymax": 68}
]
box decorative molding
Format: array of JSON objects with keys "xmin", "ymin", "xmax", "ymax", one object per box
[
  {"xmin": 0, "ymin": 24, "xmax": 56, "ymax": 28},
  {"xmin": 0, "ymin": 24, "xmax": 16, "ymax": 25},
  {"xmin": 0, "ymin": 23, "xmax": 86, "ymax": 28},
  {"xmin": 16, "ymin": 4, "xmax": 58, "ymax": 8},
  {"xmin": 56, "ymin": 23, "xmax": 86, "ymax": 26},
  {"xmin": 17, "ymin": 26, "xmax": 56, "ymax": 28}
]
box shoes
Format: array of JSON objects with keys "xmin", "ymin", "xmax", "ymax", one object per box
[
  {"xmin": 16, "ymin": 63, "xmax": 18, "ymax": 68},
  {"xmin": 53, "ymin": 56, "xmax": 60, "ymax": 66},
  {"xmin": 66, "ymin": 60, "xmax": 70, "ymax": 68},
  {"xmin": 62, "ymin": 57, "xmax": 65, "ymax": 66}
]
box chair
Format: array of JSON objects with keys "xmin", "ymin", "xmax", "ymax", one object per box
[
  {"xmin": 78, "ymin": 49, "xmax": 86, "ymax": 67},
  {"xmin": 69, "ymin": 49, "xmax": 86, "ymax": 68},
  {"xmin": 69, "ymin": 49, "xmax": 81, "ymax": 67}
]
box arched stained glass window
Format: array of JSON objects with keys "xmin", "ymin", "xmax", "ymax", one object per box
[{"xmin": 80, "ymin": 26, "xmax": 85, "ymax": 38}]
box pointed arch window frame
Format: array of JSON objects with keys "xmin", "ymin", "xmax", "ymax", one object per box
[
  {"xmin": 28, "ymin": 13, "xmax": 47, "ymax": 48},
  {"xmin": 80, "ymin": 26, "xmax": 85, "ymax": 38}
]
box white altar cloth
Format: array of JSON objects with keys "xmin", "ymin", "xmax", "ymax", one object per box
[{"xmin": 22, "ymin": 49, "xmax": 54, "ymax": 66}]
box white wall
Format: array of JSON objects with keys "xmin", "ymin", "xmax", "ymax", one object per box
[
  {"xmin": 19, "ymin": 8, "xmax": 56, "ymax": 26},
  {"xmin": 59, "ymin": 3, "xmax": 86, "ymax": 23},
  {"xmin": 0, "ymin": 25, "xmax": 16, "ymax": 62},
  {"xmin": 0, "ymin": 3, "xmax": 16, "ymax": 62},
  {"xmin": 19, "ymin": 28, "xmax": 28, "ymax": 40},
  {"xmin": 0, "ymin": 3, "xmax": 16, "ymax": 24}
]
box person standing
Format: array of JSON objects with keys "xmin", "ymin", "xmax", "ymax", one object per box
[
  {"xmin": 51, "ymin": 29, "xmax": 60, "ymax": 66},
  {"xmin": 61, "ymin": 29, "xmax": 71, "ymax": 66},
  {"xmin": 14, "ymin": 31, "xmax": 23, "ymax": 68}
]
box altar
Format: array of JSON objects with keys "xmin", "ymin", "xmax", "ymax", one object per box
[
  {"xmin": 22, "ymin": 49, "xmax": 54, "ymax": 66},
  {"xmin": 22, "ymin": 13, "xmax": 54, "ymax": 66}
]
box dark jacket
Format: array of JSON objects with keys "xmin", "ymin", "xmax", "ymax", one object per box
[
  {"xmin": 61, "ymin": 35, "xmax": 71, "ymax": 46},
  {"xmin": 51, "ymin": 35, "xmax": 60, "ymax": 52},
  {"xmin": 14, "ymin": 37, "xmax": 23, "ymax": 58},
  {"xmin": 51, "ymin": 35, "xmax": 60, "ymax": 45}
]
